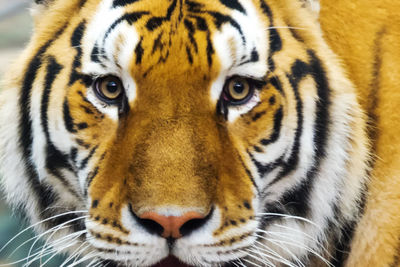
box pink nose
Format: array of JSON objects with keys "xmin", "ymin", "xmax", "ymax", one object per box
[{"xmin": 139, "ymin": 211, "xmax": 206, "ymax": 238}]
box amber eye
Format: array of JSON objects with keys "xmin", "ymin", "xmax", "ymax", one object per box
[
  {"xmin": 94, "ymin": 76, "xmax": 124, "ymax": 103},
  {"xmin": 223, "ymin": 76, "xmax": 254, "ymax": 105}
]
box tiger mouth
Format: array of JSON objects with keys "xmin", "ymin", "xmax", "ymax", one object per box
[{"xmin": 152, "ymin": 256, "xmax": 193, "ymax": 267}]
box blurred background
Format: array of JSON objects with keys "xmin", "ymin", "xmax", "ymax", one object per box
[{"xmin": 0, "ymin": 1, "xmax": 71, "ymax": 266}]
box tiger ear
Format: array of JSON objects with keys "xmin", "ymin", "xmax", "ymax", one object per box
[{"xmin": 300, "ymin": 0, "xmax": 320, "ymax": 16}]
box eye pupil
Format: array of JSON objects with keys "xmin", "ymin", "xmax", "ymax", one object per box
[
  {"xmin": 107, "ymin": 81, "xmax": 119, "ymax": 93},
  {"xmin": 233, "ymin": 82, "xmax": 245, "ymax": 94}
]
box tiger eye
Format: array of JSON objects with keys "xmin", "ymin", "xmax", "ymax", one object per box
[
  {"xmin": 94, "ymin": 76, "xmax": 124, "ymax": 102},
  {"xmin": 223, "ymin": 76, "xmax": 254, "ymax": 104}
]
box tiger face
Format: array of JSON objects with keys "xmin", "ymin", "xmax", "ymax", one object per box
[{"xmin": 0, "ymin": 0, "xmax": 369, "ymax": 266}]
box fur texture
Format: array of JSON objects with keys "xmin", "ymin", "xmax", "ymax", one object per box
[
  {"xmin": 0, "ymin": 0, "xmax": 395, "ymax": 266},
  {"xmin": 320, "ymin": 0, "xmax": 400, "ymax": 266}
]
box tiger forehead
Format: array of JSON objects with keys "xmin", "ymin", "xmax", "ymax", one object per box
[
  {"xmin": 121, "ymin": 0, "xmax": 240, "ymax": 76},
  {"xmin": 84, "ymin": 0, "xmax": 268, "ymax": 80}
]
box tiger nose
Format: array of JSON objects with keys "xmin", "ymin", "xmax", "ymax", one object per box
[{"xmin": 138, "ymin": 211, "xmax": 208, "ymax": 239}]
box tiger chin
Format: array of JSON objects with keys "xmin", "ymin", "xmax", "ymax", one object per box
[{"xmin": 1, "ymin": 0, "xmax": 398, "ymax": 266}]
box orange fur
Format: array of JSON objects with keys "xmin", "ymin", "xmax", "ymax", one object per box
[{"xmin": 320, "ymin": 0, "xmax": 400, "ymax": 265}]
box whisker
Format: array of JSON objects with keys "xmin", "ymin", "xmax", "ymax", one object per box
[
  {"xmin": 239, "ymin": 255, "xmax": 265, "ymax": 267},
  {"xmin": 270, "ymin": 224, "xmax": 332, "ymax": 257},
  {"xmin": 22, "ymin": 242, "xmax": 80, "ymax": 267},
  {"xmin": 67, "ymin": 251, "xmax": 103, "ymax": 267},
  {"xmin": 22, "ymin": 231, "xmax": 87, "ymax": 267},
  {"xmin": 39, "ymin": 230, "xmax": 89, "ymax": 266},
  {"xmin": 253, "ymin": 240, "xmax": 303, "ymax": 267},
  {"xmin": 256, "ymin": 212, "xmax": 322, "ymax": 231},
  {"xmin": 0, "ymin": 210, "xmax": 88, "ymax": 254},
  {"xmin": 26, "ymin": 215, "xmax": 88, "ymax": 265},
  {"xmin": 86, "ymin": 257, "xmax": 103, "ymax": 267},
  {"xmin": 7, "ymin": 225, "xmax": 69, "ymax": 258},
  {"xmin": 256, "ymin": 235, "xmax": 333, "ymax": 267},
  {"xmin": 252, "ymin": 240, "xmax": 296, "ymax": 266},
  {"xmin": 59, "ymin": 241, "xmax": 91, "ymax": 267},
  {"xmin": 244, "ymin": 249, "xmax": 275, "ymax": 267},
  {"xmin": 267, "ymin": 26, "xmax": 307, "ymax": 31}
]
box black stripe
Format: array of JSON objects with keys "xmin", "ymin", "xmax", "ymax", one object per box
[
  {"xmin": 206, "ymin": 32, "xmax": 214, "ymax": 66},
  {"xmin": 103, "ymin": 12, "xmax": 148, "ymax": 44},
  {"xmin": 146, "ymin": 0, "xmax": 178, "ymax": 31},
  {"xmin": 186, "ymin": 46, "xmax": 194, "ymax": 64},
  {"xmin": 151, "ymin": 32, "xmax": 164, "ymax": 54},
  {"xmin": 271, "ymin": 59, "xmax": 308, "ymax": 183},
  {"xmin": 251, "ymin": 110, "xmax": 266, "ymax": 122},
  {"xmin": 41, "ymin": 57, "xmax": 81, "ymax": 199},
  {"xmin": 259, "ymin": 0, "xmax": 273, "ymax": 23},
  {"xmin": 248, "ymin": 150, "xmax": 284, "ymax": 178},
  {"xmin": 277, "ymin": 50, "xmax": 331, "ymax": 217},
  {"xmin": 329, "ymin": 219, "xmax": 357, "ymax": 266},
  {"xmin": 216, "ymin": 98, "xmax": 228, "ymax": 119},
  {"xmin": 112, "ymin": 0, "xmax": 139, "ymax": 8},
  {"xmin": 63, "ymin": 99, "xmax": 77, "ymax": 133},
  {"xmin": 41, "ymin": 57, "xmax": 63, "ymax": 143},
  {"xmin": 208, "ymin": 11, "xmax": 245, "ymax": 45},
  {"xmin": 260, "ymin": 107, "xmax": 283, "ymax": 145},
  {"xmin": 219, "ymin": 0, "xmax": 246, "ymax": 14},
  {"xmin": 189, "ymin": 15, "xmax": 208, "ymax": 31},
  {"xmin": 391, "ymin": 248, "xmax": 400, "ymax": 267},
  {"xmin": 269, "ymin": 28, "xmax": 282, "ymax": 54},
  {"xmin": 80, "ymin": 145, "xmax": 98, "ymax": 170},
  {"xmin": 269, "ymin": 76, "xmax": 284, "ymax": 94},
  {"xmin": 186, "ymin": 0, "xmax": 204, "ymax": 13},
  {"xmin": 70, "ymin": 147, "xmax": 78, "ymax": 165},
  {"xmin": 135, "ymin": 38, "xmax": 144, "ymax": 64},
  {"xmin": 184, "ymin": 19, "xmax": 199, "ymax": 53},
  {"xmin": 91, "ymin": 44, "xmax": 101, "ymax": 63},
  {"xmin": 239, "ymin": 48, "xmax": 260, "ymax": 66},
  {"xmin": 19, "ymin": 24, "xmax": 67, "ymax": 216},
  {"xmin": 86, "ymin": 166, "xmax": 99, "ymax": 195},
  {"xmin": 69, "ymin": 21, "xmax": 86, "ymax": 86},
  {"xmin": 237, "ymin": 153, "xmax": 259, "ymax": 195},
  {"xmin": 79, "ymin": 0, "xmax": 87, "ymax": 7}
]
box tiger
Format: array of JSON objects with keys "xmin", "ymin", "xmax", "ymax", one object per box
[{"xmin": 0, "ymin": 0, "xmax": 399, "ymax": 266}]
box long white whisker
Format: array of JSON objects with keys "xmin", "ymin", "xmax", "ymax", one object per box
[
  {"xmin": 0, "ymin": 210, "xmax": 88, "ymax": 254},
  {"xmin": 254, "ymin": 239, "xmax": 304, "ymax": 267},
  {"xmin": 256, "ymin": 212, "xmax": 322, "ymax": 231},
  {"xmin": 22, "ymin": 241, "xmax": 79, "ymax": 267},
  {"xmin": 239, "ymin": 255, "xmax": 264, "ymax": 267},
  {"xmin": 8, "ymin": 225, "xmax": 69, "ymax": 258},
  {"xmin": 22, "ymin": 230, "xmax": 87, "ymax": 267},
  {"xmin": 26, "ymin": 215, "xmax": 88, "ymax": 266},
  {"xmin": 60, "ymin": 241, "xmax": 92, "ymax": 267},
  {"xmin": 252, "ymin": 240, "xmax": 297, "ymax": 267},
  {"xmin": 39, "ymin": 231, "xmax": 89, "ymax": 267},
  {"xmin": 256, "ymin": 235, "xmax": 333, "ymax": 267},
  {"xmin": 267, "ymin": 224, "xmax": 332, "ymax": 258},
  {"xmin": 86, "ymin": 257, "xmax": 102, "ymax": 267},
  {"xmin": 245, "ymin": 249, "xmax": 275, "ymax": 267},
  {"xmin": 267, "ymin": 26, "xmax": 307, "ymax": 30},
  {"xmin": 67, "ymin": 251, "xmax": 103, "ymax": 267}
]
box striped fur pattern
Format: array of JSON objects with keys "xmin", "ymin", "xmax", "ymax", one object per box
[{"xmin": 0, "ymin": 0, "xmax": 370, "ymax": 266}]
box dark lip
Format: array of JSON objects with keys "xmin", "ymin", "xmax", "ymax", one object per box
[{"xmin": 151, "ymin": 255, "xmax": 193, "ymax": 267}]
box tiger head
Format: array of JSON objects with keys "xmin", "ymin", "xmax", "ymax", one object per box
[{"xmin": 0, "ymin": 0, "xmax": 369, "ymax": 266}]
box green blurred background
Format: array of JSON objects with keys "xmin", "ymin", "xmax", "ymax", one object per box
[{"xmin": 0, "ymin": 1, "xmax": 74, "ymax": 266}]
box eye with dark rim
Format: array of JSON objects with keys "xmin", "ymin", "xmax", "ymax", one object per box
[
  {"xmin": 222, "ymin": 76, "xmax": 256, "ymax": 105},
  {"xmin": 94, "ymin": 75, "xmax": 125, "ymax": 105}
]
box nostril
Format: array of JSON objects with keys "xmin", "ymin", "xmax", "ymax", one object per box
[
  {"xmin": 129, "ymin": 204, "xmax": 214, "ymax": 238},
  {"xmin": 138, "ymin": 217, "xmax": 165, "ymax": 236},
  {"xmin": 129, "ymin": 204, "xmax": 164, "ymax": 236},
  {"xmin": 179, "ymin": 208, "xmax": 214, "ymax": 237}
]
